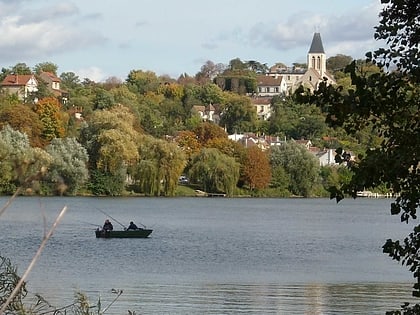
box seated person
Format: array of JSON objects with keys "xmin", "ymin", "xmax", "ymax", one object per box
[
  {"xmin": 103, "ymin": 219, "xmax": 113, "ymax": 231},
  {"xmin": 127, "ymin": 221, "xmax": 138, "ymax": 230}
]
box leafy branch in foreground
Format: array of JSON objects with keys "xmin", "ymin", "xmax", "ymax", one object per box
[{"xmin": 297, "ymin": 0, "xmax": 420, "ymax": 312}]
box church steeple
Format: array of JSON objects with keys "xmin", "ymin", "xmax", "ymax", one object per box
[{"xmin": 307, "ymin": 32, "xmax": 326, "ymax": 76}]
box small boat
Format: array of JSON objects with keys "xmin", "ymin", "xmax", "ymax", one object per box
[{"xmin": 95, "ymin": 228, "xmax": 153, "ymax": 238}]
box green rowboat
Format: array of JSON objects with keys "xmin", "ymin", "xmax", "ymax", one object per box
[{"xmin": 95, "ymin": 228, "xmax": 152, "ymax": 238}]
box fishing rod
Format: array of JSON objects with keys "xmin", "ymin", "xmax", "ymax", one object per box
[
  {"xmin": 96, "ymin": 208, "xmax": 127, "ymax": 230},
  {"xmin": 77, "ymin": 219, "xmax": 102, "ymax": 228}
]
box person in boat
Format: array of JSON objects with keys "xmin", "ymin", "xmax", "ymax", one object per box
[
  {"xmin": 103, "ymin": 219, "xmax": 113, "ymax": 231},
  {"xmin": 127, "ymin": 221, "xmax": 139, "ymax": 230}
]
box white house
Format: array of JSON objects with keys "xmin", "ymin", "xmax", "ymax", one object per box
[
  {"xmin": 251, "ymin": 97, "xmax": 272, "ymax": 120},
  {"xmin": 1, "ymin": 74, "xmax": 38, "ymax": 101},
  {"xmin": 256, "ymin": 75, "xmax": 288, "ymax": 97}
]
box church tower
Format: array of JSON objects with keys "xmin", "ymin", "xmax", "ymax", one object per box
[{"xmin": 307, "ymin": 32, "xmax": 326, "ymax": 77}]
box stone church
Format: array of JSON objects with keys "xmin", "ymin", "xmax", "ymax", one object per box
[{"xmin": 266, "ymin": 32, "xmax": 336, "ymax": 93}]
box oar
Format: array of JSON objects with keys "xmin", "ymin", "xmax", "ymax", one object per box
[{"xmin": 96, "ymin": 208, "xmax": 127, "ymax": 230}]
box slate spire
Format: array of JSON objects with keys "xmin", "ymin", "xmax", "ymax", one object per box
[{"xmin": 308, "ymin": 32, "xmax": 325, "ymax": 54}]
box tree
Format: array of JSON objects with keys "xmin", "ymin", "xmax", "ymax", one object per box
[
  {"xmin": 196, "ymin": 83, "xmax": 225, "ymax": 105},
  {"xmin": 219, "ymin": 93, "xmax": 257, "ymax": 134},
  {"xmin": 268, "ymin": 96, "xmax": 326, "ymax": 140},
  {"xmin": 298, "ymin": 0, "xmax": 420, "ymax": 310},
  {"xmin": 34, "ymin": 97, "xmax": 67, "ymax": 143},
  {"xmin": 80, "ymin": 105, "xmax": 141, "ymax": 195},
  {"xmin": 132, "ymin": 93, "xmax": 165, "ymax": 137},
  {"xmin": 157, "ymin": 82, "xmax": 184, "ymax": 101},
  {"xmin": 93, "ymin": 87, "xmax": 115, "ymax": 110},
  {"xmin": 326, "ymin": 54, "xmax": 353, "ymax": 73},
  {"xmin": 133, "ymin": 135, "xmax": 186, "ymax": 196},
  {"xmin": 0, "ymin": 104, "xmax": 44, "ymax": 147},
  {"xmin": 188, "ymin": 148, "xmax": 239, "ymax": 196},
  {"xmin": 193, "ymin": 122, "xmax": 228, "ymax": 146},
  {"xmin": 0, "ymin": 125, "xmax": 51, "ymax": 194},
  {"xmin": 245, "ymin": 60, "xmax": 269, "ymax": 74},
  {"xmin": 45, "ymin": 138, "xmax": 89, "ymax": 195},
  {"xmin": 175, "ymin": 130, "xmax": 201, "ymax": 160},
  {"xmin": 195, "ymin": 60, "xmax": 225, "ymax": 83},
  {"xmin": 242, "ymin": 146, "xmax": 271, "ymax": 190},
  {"xmin": 10, "ymin": 63, "xmax": 31, "ymax": 75},
  {"xmin": 126, "ymin": 70, "xmax": 161, "ymax": 95},
  {"xmin": 60, "ymin": 72, "xmax": 81, "ymax": 90},
  {"xmin": 270, "ymin": 142, "xmax": 320, "ymax": 197},
  {"xmin": 33, "ymin": 62, "xmax": 58, "ymax": 75}
]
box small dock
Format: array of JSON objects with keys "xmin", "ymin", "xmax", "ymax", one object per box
[
  {"xmin": 207, "ymin": 193, "xmax": 226, "ymax": 197},
  {"xmin": 195, "ymin": 190, "xmax": 226, "ymax": 197}
]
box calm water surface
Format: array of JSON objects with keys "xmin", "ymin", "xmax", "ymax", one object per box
[{"xmin": 0, "ymin": 197, "xmax": 417, "ymax": 314}]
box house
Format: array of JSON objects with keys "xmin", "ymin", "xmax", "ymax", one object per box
[
  {"xmin": 1, "ymin": 74, "xmax": 38, "ymax": 101},
  {"xmin": 316, "ymin": 149, "xmax": 337, "ymax": 166},
  {"xmin": 39, "ymin": 72, "xmax": 68, "ymax": 103},
  {"xmin": 251, "ymin": 97, "xmax": 272, "ymax": 120},
  {"xmin": 237, "ymin": 133, "xmax": 270, "ymax": 151},
  {"xmin": 293, "ymin": 139, "xmax": 313, "ymax": 150},
  {"xmin": 192, "ymin": 103, "xmax": 219, "ymax": 123},
  {"xmin": 256, "ymin": 75, "xmax": 288, "ymax": 97}
]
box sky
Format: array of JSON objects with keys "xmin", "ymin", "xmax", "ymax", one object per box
[{"xmin": 0, "ymin": 0, "xmax": 385, "ymax": 82}]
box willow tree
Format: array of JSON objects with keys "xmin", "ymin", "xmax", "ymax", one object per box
[
  {"xmin": 80, "ymin": 105, "xmax": 141, "ymax": 195},
  {"xmin": 134, "ymin": 135, "xmax": 186, "ymax": 196},
  {"xmin": 188, "ymin": 148, "xmax": 239, "ymax": 196}
]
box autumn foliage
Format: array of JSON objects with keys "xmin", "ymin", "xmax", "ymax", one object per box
[{"xmin": 242, "ymin": 146, "xmax": 271, "ymax": 190}]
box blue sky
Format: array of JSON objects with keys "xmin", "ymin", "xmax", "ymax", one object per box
[{"xmin": 0, "ymin": 0, "xmax": 384, "ymax": 81}]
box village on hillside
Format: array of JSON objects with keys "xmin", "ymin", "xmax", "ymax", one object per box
[{"xmin": 0, "ymin": 32, "xmax": 349, "ymax": 169}]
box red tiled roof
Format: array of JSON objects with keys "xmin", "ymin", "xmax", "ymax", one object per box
[
  {"xmin": 41, "ymin": 71, "xmax": 60, "ymax": 82},
  {"xmin": 1, "ymin": 74, "xmax": 34, "ymax": 86}
]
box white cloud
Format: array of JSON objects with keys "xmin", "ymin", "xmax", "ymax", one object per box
[
  {"xmin": 0, "ymin": 2, "xmax": 106, "ymax": 63},
  {"xmin": 74, "ymin": 66, "xmax": 108, "ymax": 82}
]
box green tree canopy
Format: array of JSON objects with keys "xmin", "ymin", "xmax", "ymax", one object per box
[
  {"xmin": 297, "ymin": 0, "xmax": 420, "ymax": 310},
  {"xmin": 0, "ymin": 125, "xmax": 51, "ymax": 193},
  {"xmin": 270, "ymin": 142, "xmax": 320, "ymax": 197},
  {"xmin": 45, "ymin": 138, "xmax": 89, "ymax": 195},
  {"xmin": 133, "ymin": 135, "xmax": 186, "ymax": 196},
  {"xmin": 33, "ymin": 62, "xmax": 58, "ymax": 75},
  {"xmin": 35, "ymin": 97, "xmax": 67, "ymax": 143},
  {"xmin": 126, "ymin": 70, "xmax": 161, "ymax": 95},
  {"xmin": 188, "ymin": 148, "xmax": 239, "ymax": 196},
  {"xmin": 219, "ymin": 93, "xmax": 257, "ymax": 134}
]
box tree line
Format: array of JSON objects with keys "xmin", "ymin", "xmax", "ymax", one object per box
[{"xmin": 0, "ymin": 54, "xmax": 382, "ymax": 197}]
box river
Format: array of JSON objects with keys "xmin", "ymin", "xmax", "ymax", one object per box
[{"xmin": 0, "ymin": 196, "xmax": 417, "ymax": 314}]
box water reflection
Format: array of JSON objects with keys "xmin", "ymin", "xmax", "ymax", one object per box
[{"xmin": 103, "ymin": 282, "xmax": 414, "ymax": 315}]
